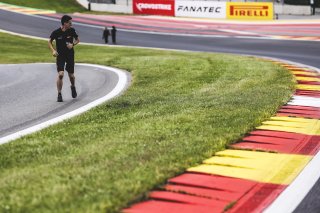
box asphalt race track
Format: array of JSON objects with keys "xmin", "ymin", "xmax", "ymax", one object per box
[
  {"xmin": 0, "ymin": 63, "xmax": 123, "ymax": 138},
  {"xmin": 0, "ymin": 9, "xmax": 319, "ymax": 68},
  {"xmin": 0, "ymin": 8, "xmax": 320, "ymax": 212}
]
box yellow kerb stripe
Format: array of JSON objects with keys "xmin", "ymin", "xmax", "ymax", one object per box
[
  {"xmin": 295, "ymin": 76, "xmax": 320, "ymax": 82},
  {"xmin": 291, "ymin": 71, "xmax": 318, "ymax": 76},
  {"xmin": 188, "ymin": 150, "xmax": 311, "ymax": 185},
  {"xmin": 257, "ymin": 116, "xmax": 320, "ymax": 135},
  {"xmin": 297, "ymin": 84, "xmax": 320, "ymax": 91}
]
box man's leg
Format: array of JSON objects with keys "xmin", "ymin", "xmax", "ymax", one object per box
[
  {"xmin": 68, "ymin": 72, "xmax": 77, "ymax": 98},
  {"xmin": 57, "ymin": 71, "xmax": 64, "ymax": 92},
  {"xmin": 66, "ymin": 54, "xmax": 77, "ymax": 98},
  {"xmin": 57, "ymin": 71, "xmax": 64, "ymax": 102},
  {"xmin": 68, "ymin": 72, "xmax": 75, "ymax": 87}
]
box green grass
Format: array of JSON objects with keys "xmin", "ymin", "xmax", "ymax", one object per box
[
  {"xmin": 0, "ymin": 0, "xmax": 136, "ymax": 15},
  {"xmin": 0, "ymin": 32, "xmax": 295, "ymax": 213},
  {"xmin": 0, "ymin": 0, "xmax": 86, "ymax": 13}
]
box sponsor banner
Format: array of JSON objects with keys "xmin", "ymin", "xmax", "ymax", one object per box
[
  {"xmin": 133, "ymin": 0, "xmax": 174, "ymax": 16},
  {"xmin": 227, "ymin": 2, "xmax": 273, "ymax": 20},
  {"xmin": 175, "ymin": 1, "xmax": 226, "ymax": 18}
]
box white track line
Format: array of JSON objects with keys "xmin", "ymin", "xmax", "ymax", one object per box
[
  {"xmin": 265, "ymin": 153, "xmax": 320, "ymax": 213},
  {"xmin": 218, "ymin": 28, "xmax": 261, "ymax": 36},
  {"xmin": 0, "ymin": 28, "xmax": 192, "ymax": 51},
  {"xmin": 0, "ymin": 63, "xmax": 129, "ymax": 145}
]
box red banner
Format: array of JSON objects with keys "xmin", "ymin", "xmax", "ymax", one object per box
[{"xmin": 133, "ymin": 0, "xmax": 175, "ymax": 16}]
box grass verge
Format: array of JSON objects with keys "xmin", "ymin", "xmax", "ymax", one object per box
[
  {"xmin": 0, "ymin": 32, "xmax": 295, "ymax": 212},
  {"xmin": 0, "ymin": 0, "xmax": 136, "ymax": 15},
  {"xmin": 0, "ymin": 0, "xmax": 86, "ymax": 13}
]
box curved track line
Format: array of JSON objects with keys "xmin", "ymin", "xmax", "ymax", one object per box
[{"xmin": 0, "ymin": 63, "xmax": 130, "ymax": 145}]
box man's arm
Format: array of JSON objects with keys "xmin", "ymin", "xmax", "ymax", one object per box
[
  {"xmin": 67, "ymin": 37, "xmax": 79, "ymax": 50},
  {"xmin": 73, "ymin": 37, "xmax": 80, "ymax": 46},
  {"xmin": 48, "ymin": 39, "xmax": 58, "ymax": 57},
  {"xmin": 71, "ymin": 28, "xmax": 80, "ymax": 48}
]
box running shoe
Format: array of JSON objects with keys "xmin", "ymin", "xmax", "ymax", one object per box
[
  {"xmin": 71, "ymin": 86, "xmax": 77, "ymax": 98},
  {"xmin": 57, "ymin": 93, "xmax": 63, "ymax": 102}
]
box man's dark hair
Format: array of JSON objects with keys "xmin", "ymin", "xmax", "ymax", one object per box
[{"xmin": 61, "ymin": 15, "xmax": 72, "ymax": 25}]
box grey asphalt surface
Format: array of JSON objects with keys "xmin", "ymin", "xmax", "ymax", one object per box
[
  {"xmin": 294, "ymin": 177, "xmax": 320, "ymax": 213},
  {"xmin": 0, "ymin": 63, "xmax": 119, "ymax": 138},
  {"xmin": 0, "ymin": 9, "xmax": 319, "ymax": 68},
  {"xmin": 0, "ymin": 8, "xmax": 320, "ymax": 212}
]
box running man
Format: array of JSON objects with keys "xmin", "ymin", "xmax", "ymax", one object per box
[{"xmin": 48, "ymin": 15, "xmax": 80, "ymax": 102}]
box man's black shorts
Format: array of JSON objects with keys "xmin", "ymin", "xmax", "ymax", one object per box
[{"xmin": 56, "ymin": 53, "xmax": 74, "ymax": 73}]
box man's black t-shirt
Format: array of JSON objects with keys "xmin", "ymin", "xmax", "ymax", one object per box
[{"xmin": 50, "ymin": 27, "xmax": 78, "ymax": 55}]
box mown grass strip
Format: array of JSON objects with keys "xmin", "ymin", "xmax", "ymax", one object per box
[
  {"xmin": 0, "ymin": 2, "xmax": 55, "ymax": 13},
  {"xmin": 0, "ymin": 32, "xmax": 295, "ymax": 212},
  {"xmin": 0, "ymin": 0, "xmax": 86, "ymax": 13}
]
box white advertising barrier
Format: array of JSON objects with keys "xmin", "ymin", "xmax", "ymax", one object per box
[{"xmin": 175, "ymin": 1, "xmax": 226, "ymax": 18}]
